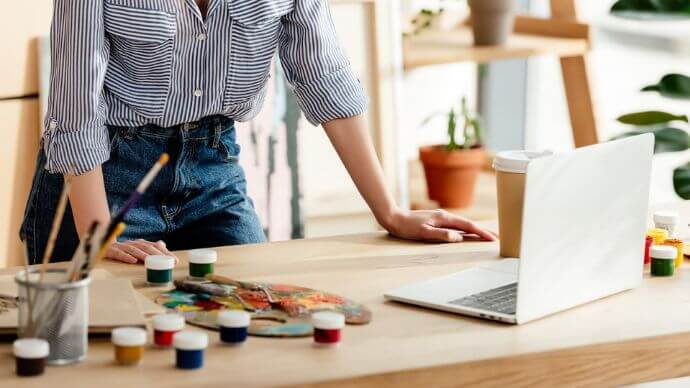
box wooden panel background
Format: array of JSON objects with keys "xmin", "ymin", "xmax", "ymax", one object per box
[{"xmin": 0, "ymin": 99, "xmax": 40, "ymax": 268}]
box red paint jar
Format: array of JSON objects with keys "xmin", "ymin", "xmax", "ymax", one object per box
[
  {"xmin": 644, "ymin": 236, "xmax": 653, "ymax": 265},
  {"xmin": 311, "ymin": 312, "xmax": 345, "ymax": 347},
  {"xmin": 153, "ymin": 314, "xmax": 185, "ymax": 347}
]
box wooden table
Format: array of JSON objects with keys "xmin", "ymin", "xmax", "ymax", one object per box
[{"xmin": 4, "ymin": 207, "xmax": 690, "ymax": 387}]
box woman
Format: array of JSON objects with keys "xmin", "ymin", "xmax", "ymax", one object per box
[{"xmin": 22, "ymin": 0, "xmax": 495, "ymax": 264}]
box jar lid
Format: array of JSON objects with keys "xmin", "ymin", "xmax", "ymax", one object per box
[
  {"xmin": 651, "ymin": 245, "xmax": 677, "ymax": 260},
  {"xmin": 112, "ymin": 327, "xmax": 147, "ymax": 347},
  {"xmin": 13, "ymin": 338, "xmax": 49, "ymax": 359},
  {"xmin": 492, "ymin": 150, "xmax": 553, "ymax": 173},
  {"xmin": 145, "ymin": 255, "xmax": 175, "ymax": 270},
  {"xmin": 218, "ymin": 310, "xmax": 251, "ymax": 328},
  {"xmin": 188, "ymin": 249, "xmax": 217, "ymax": 264},
  {"xmin": 311, "ymin": 311, "xmax": 345, "ymax": 330},
  {"xmin": 153, "ymin": 314, "xmax": 186, "ymax": 332},
  {"xmin": 654, "ymin": 211, "xmax": 679, "ymax": 225},
  {"xmin": 173, "ymin": 331, "xmax": 208, "ymax": 350}
]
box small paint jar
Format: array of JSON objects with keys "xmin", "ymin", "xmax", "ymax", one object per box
[
  {"xmin": 650, "ymin": 246, "xmax": 677, "ymax": 277},
  {"xmin": 218, "ymin": 310, "xmax": 250, "ymax": 345},
  {"xmin": 188, "ymin": 249, "xmax": 217, "ymax": 280},
  {"xmin": 644, "ymin": 235, "xmax": 653, "ymax": 265},
  {"xmin": 153, "ymin": 314, "xmax": 185, "ymax": 347},
  {"xmin": 654, "ymin": 211, "xmax": 679, "ymax": 238},
  {"xmin": 111, "ymin": 327, "xmax": 147, "ymax": 366},
  {"xmin": 647, "ymin": 228, "xmax": 669, "ymax": 245},
  {"xmin": 145, "ymin": 255, "xmax": 175, "ymax": 286},
  {"xmin": 13, "ymin": 338, "xmax": 49, "ymax": 377},
  {"xmin": 173, "ymin": 331, "xmax": 208, "ymax": 370},
  {"xmin": 311, "ymin": 311, "xmax": 345, "ymax": 347},
  {"xmin": 663, "ymin": 239, "xmax": 685, "ymax": 268}
]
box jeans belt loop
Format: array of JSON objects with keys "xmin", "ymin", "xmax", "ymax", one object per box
[
  {"xmin": 123, "ymin": 126, "xmax": 136, "ymax": 140},
  {"xmin": 212, "ymin": 123, "xmax": 221, "ymax": 149}
]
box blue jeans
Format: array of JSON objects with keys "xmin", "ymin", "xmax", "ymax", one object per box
[{"xmin": 21, "ymin": 115, "xmax": 265, "ymax": 264}]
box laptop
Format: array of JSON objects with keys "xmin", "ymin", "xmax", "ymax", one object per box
[{"xmin": 384, "ymin": 134, "xmax": 654, "ymax": 324}]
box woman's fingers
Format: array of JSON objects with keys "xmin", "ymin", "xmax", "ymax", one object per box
[
  {"xmin": 419, "ymin": 225, "xmax": 464, "ymax": 243},
  {"xmin": 104, "ymin": 239, "xmax": 177, "ymax": 264},
  {"xmin": 435, "ymin": 211, "xmax": 497, "ymax": 241},
  {"xmin": 105, "ymin": 243, "xmax": 138, "ymax": 264}
]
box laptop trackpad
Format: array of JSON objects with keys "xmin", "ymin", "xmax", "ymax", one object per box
[{"xmin": 386, "ymin": 259, "xmax": 519, "ymax": 305}]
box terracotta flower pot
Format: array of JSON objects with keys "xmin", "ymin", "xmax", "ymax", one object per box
[{"xmin": 419, "ymin": 145, "xmax": 485, "ymax": 208}]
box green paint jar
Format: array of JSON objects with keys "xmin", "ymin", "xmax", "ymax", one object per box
[
  {"xmin": 145, "ymin": 255, "xmax": 176, "ymax": 285},
  {"xmin": 188, "ymin": 249, "xmax": 217, "ymax": 280},
  {"xmin": 650, "ymin": 245, "xmax": 676, "ymax": 277}
]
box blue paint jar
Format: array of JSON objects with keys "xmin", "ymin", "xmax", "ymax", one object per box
[
  {"xmin": 173, "ymin": 331, "xmax": 208, "ymax": 370},
  {"xmin": 218, "ymin": 310, "xmax": 251, "ymax": 345}
]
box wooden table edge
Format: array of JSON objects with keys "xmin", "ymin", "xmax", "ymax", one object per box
[{"xmin": 296, "ymin": 331, "xmax": 690, "ymax": 387}]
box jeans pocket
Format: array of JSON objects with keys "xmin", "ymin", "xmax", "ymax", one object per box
[{"xmin": 218, "ymin": 129, "xmax": 240, "ymax": 164}]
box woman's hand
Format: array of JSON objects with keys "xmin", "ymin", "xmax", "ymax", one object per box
[
  {"xmin": 105, "ymin": 239, "xmax": 178, "ymax": 264},
  {"xmin": 383, "ymin": 209, "xmax": 497, "ymax": 243}
]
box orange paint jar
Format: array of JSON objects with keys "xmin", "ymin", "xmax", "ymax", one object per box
[{"xmin": 112, "ymin": 327, "xmax": 147, "ymax": 366}]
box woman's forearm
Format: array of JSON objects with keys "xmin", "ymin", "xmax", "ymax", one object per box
[
  {"xmin": 323, "ymin": 115, "xmax": 399, "ymax": 229},
  {"xmin": 67, "ymin": 166, "xmax": 111, "ymax": 237}
]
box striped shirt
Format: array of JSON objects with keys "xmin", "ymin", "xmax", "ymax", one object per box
[{"xmin": 44, "ymin": 0, "xmax": 368, "ymax": 175}]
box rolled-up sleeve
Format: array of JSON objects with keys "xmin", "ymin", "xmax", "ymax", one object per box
[
  {"xmin": 278, "ymin": 0, "xmax": 368, "ymax": 126},
  {"xmin": 43, "ymin": 0, "xmax": 110, "ymax": 175}
]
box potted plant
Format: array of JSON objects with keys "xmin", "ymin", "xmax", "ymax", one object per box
[
  {"xmin": 468, "ymin": 0, "xmax": 517, "ymax": 46},
  {"xmin": 419, "ymin": 97, "xmax": 485, "ymax": 208}
]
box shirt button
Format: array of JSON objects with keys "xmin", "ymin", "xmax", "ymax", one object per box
[
  {"xmin": 194, "ymin": 89, "xmax": 203, "ymax": 97},
  {"xmin": 197, "ymin": 33, "xmax": 206, "ymax": 41}
]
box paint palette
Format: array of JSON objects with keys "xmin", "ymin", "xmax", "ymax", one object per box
[{"xmin": 155, "ymin": 280, "xmax": 372, "ymax": 337}]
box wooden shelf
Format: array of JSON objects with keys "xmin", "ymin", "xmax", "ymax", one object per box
[{"xmin": 403, "ymin": 23, "xmax": 590, "ymax": 70}]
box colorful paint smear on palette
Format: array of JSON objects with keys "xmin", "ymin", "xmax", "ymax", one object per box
[{"xmin": 155, "ymin": 281, "xmax": 371, "ymax": 337}]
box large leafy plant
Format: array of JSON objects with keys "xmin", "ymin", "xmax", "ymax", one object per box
[
  {"xmin": 614, "ymin": 73, "xmax": 690, "ymax": 198},
  {"xmin": 611, "ymin": 0, "xmax": 690, "ymax": 17}
]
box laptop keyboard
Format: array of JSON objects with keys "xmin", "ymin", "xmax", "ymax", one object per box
[{"xmin": 448, "ymin": 283, "xmax": 517, "ymax": 315}]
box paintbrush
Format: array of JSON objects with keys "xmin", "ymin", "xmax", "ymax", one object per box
[
  {"xmin": 104, "ymin": 153, "xmax": 169, "ymax": 241},
  {"xmin": 66, "ymin": 222, "xmax": 100, "ymax": 282},
  {"xmin": 38, "ymin": 175, "xmax": 73, "ymax": 283},
  {"xmin": 86, "ymin": 222, "xmax": 126, "ymax": 276}
]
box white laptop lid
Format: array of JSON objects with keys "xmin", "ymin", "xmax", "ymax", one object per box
[{"xmin": 515, "ymin": 134, "xmax": 654, "ymax": 324}]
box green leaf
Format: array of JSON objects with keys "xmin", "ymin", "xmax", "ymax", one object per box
[
  {"xmin": 613, "ymin": 127, "xmax": 690, "ymax": 153},
  {"xmin": 616, "ymin": 110, "xmax": 688, "ymax": 125},
  {"xmin": 641, "ymin": 73, "xmax": 690, "ymax": 98},
  {"xmin": 650, "ymin": 0, "xmax": 690, "ymax": 11},
  {"xmin": 673, "ymin": 163, "xmax": 690, "ymax": 199},
  {"xmin": 611, "ymin": 0, "xmax": 656, "ymax": 11}
]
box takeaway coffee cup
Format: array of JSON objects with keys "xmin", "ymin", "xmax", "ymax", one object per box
[{"xmin": 493, "ymin": 150, "xmax": 552, "ymax": 257}]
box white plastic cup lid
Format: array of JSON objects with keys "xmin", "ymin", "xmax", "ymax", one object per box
[
  {"xmin": 188, "ymin": 249, "xmax": 218, "ymax": 264},
  {"xmin": 654, "ymin": 211, "xmax": 680, "ymax": 225},
  {"xmin": 650, "ymin": 245, "xmax": 677, "ymax": 260},
  {"xmin": 311, "ymin": 311, "xmax": 345, "ymax": 330},
  {"xmin": 173, "ymin": 331, "xmax": 208, "ymax": 350},
  {"xmin": 111, "ymin": 327, "xmax": 147, "ymax": 347},
  {"xmin": 493, "ymin": 150, "xmax": 553, "ymax": 173},
  {"xmin": 218, "ymin": 310, "xmax": 251, "ymax": 328},
  {"xmin": 153, "ymin": 314, "xmax": 186, "ymax": 332},
  {"xmin": 145, "ymin": 255, "xmax": 175, "ymax": 270},
  {"xmin": 13, "ymin": 338, "xmax": 49, "ymax": 359}
]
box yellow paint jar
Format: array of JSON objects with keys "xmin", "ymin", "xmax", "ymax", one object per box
[
  {"xmin": 112, "ymin": 327, "xmax": 147, "ymax": 366},
  {"xmin": 663, "ymin": 239, "xmax": 685, "ymax": 268},
  {"xmin": 647, "ymin": 228, "xmax": 669, "ymax": 245}
]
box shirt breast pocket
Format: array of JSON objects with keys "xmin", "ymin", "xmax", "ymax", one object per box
[
  {"xmin": 223, "ymin": 0, "xmax": 293, "ymax": 111},
  {"xmin": 104, "ymin": 0, "xmax": 177, "ymax": 118}
]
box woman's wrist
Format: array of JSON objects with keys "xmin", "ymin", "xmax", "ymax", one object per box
[{"xmin": 376, "ymin": 206, "xmax": 406, "ymax": 234}]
